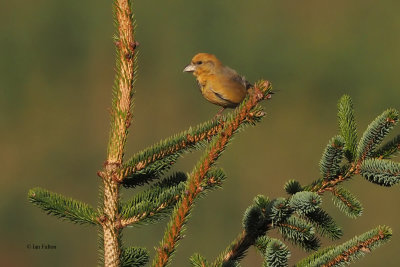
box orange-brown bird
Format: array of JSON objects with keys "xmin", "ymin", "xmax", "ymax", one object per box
[{"xmin": 183, "ymin": 53, "xmax": 252, "ymax": 116}]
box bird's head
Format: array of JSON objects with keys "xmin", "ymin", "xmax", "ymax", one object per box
[{"xmin": 183, "ymin": 53, "xmax": 222, "ymax": 76}]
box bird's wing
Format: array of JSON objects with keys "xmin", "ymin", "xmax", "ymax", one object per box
[
  {"xmin": 222, "ymin": 66, "xmax": 252, "ymax": 87},
  {"xmin": 208, "ymin": 69, "xmax": 247, "ymax": 106},
  {"xmin": 208, "ymin": 86, "xmax": 237, "ymax": 107}
]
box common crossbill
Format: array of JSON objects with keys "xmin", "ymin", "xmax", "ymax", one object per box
[{"xmin": 183, "ymin": 53, "xmax": 252, "ymax": 115}]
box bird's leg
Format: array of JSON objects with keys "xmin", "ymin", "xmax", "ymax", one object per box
[{"xmin": 213, "ymin": 107, "xmax": 226, "ymax": 119}]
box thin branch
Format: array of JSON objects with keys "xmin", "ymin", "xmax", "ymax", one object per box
[{"xmin": 153, "ymin": 81, "xmax": 273, "ymax": 267}]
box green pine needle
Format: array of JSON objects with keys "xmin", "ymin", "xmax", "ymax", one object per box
[
  {"xmin": 28, "ymin": 187, "xmax": 98, "ymax": 225},
  {"xmin": 360, "ymin": 158, "xmax": 400, "ymax": 187}
]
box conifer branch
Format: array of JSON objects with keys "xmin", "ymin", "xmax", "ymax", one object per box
[
  {"xmin": 296, "ymin": 226, "xmax": 392, "ymax": 267},
  {"xmin": 152, "ymin": 81, "xmax": 273, "ymax": 267},
  {"xmin": 360, "ymin": 158, "xmax": 400, "ymax": 187},
  {"xmin": 119, "ymin": 119, "xmax": 225, "ymax": 186},
  {"xmin": 211, "ymin": 99, "xmax": 399, "ymax": 266},
  {"xmin": 119, "ymin": 109, "xmax": 265, "ymax": 187},
  {"xmin": 329, "ymin": 187, "xmax": 363, "ymax": 218},
  {"xmin": 356, "ymin": 109, "xmax": 399, "ymax": 163},
  {"xmin": 277, "ymin": 216, "xmax": 319, "ymax": 251},
  {"xmin": 28, "ymin": 187, "xmax": 99, "ymax": 225}
]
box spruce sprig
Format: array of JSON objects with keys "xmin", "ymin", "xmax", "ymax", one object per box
[
  {"xmin": 296, "ymin": 226, "xmax": 392, "ymax": 267},
  {"xmin": 28, "ymin": 187, "xmax": 98, "ymax": 225}
]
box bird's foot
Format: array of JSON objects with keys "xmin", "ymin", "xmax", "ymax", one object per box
[{"xmin": 213, "ymin": 107, "xmax": 225, "ymax": 120}]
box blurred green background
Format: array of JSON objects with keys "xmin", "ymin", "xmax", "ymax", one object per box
[{"xmin": 1, "ymin": 0, "xmax": 399, "ymax": 266}]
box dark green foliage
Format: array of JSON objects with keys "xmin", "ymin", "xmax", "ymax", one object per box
[
  {"xmin": 121, "ymin": 247, "xmax": 149, "ymax": 267},
  {"xmin": 360, "ymin": 158, "xmax": 400, "ymax": 187},
  {"xmin": 151, "ymin": 172, "xmax": 188, "ymax": 188},
  {"xmin": 28, "ymin": 187, "xmax": 98, "ymax": 225},
  {"xmin": 372, "ymin": 134, "xmax": 400, "ymax": 159},
  {"xmin": 319, "ymin": 136, "xmax": 345, "ymax": 180},
  {"xmin": 356, "ymin": 108, "xmax": 399, "ymax": 161},
  {"xmin": 337, "ymin": 95, "xmax": 358, "ymax": 162},
  {"xmin": 277, "ymin": 216, "xmax": 319, "ymax": 251},
  {"xmin": 288, "ymin": 191, "xmax": 321, "ymax": 215},
  {"xmin": 242, "ymin": 205, "xmax": 267, "ymax": 235},
  {"xmin": 121, "ymin": 153, "xmax": 181, "ymax": 188},
  {"xmin": 296, "ymin": 226, "xmax": 392, "ymax": 267},
  {"xmin": 190, "ymin": 253, "xmax": 209, "ymax": 267},
  {"xmin": 242, "ymin": 195, "xmax": 271, "ymax": 235},
  {"xmin": 331, "ymin": 187, "xmax": 363, "ymax": 218},
  {"xmin": 221, "ymin": 261, "xmax": 241, "ymax": 267},
  {"xmin": 303, "ymin": 208, "xmax": 342, "ymax": 240},
  {"xmin": 284, "ymin": 180, "xmax": 303, "ymax": 195},
  {"xmin": 120, "ymin": 173, "xmax": 187, "ymax": 225},
  {"xmin": 269, "ymin": 198, "xmax": 291, "ymax": 225}
]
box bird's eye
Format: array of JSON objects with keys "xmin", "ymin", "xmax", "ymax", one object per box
[{"xmin": 196, "ymin": 61, "xmax": 203, "ymax": 65}]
